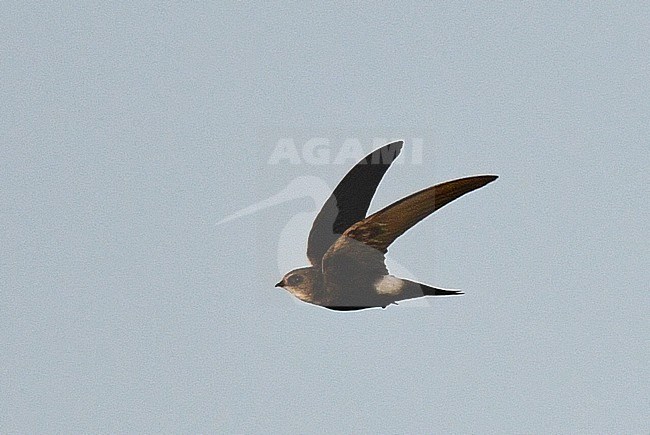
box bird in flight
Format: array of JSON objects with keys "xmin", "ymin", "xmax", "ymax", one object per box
[{"xmin": 275, "ymin": 141, "xmax": 497, "ymax": 311}]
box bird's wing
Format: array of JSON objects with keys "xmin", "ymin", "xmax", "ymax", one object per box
[
  {"xmin": 339, "ymin": 175, "xmax": 498, "ymax": 253},
  {"xmin": 306, "ymin": 140, "xmax": 403, "ymax": 267},
  {"xmin": 321, "ymin": 175, "xmax": 497, "ymax": 297}
]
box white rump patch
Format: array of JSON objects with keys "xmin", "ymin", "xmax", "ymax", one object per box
[{"xmin": 374, "ymin": 275, "xmax": 404, "ymax": 295}]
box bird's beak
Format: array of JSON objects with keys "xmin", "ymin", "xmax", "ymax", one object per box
[{"xmin": 275, "ymin": 281, "xmax": 284, "ymax": 288}]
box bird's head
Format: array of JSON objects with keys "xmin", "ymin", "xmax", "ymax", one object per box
[{"xmin": 275, "ymin": 267, "xmax": 320, "ymax": 303}]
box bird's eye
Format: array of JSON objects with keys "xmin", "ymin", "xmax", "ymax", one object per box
[{"xmin": 287, "ymin": 274, "xmax": 303, "ymax": 286}]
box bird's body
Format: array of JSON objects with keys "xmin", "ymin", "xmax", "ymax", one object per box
[{"xmin": 275, "ymin": 141, "xmax": 497, "ymax": 310}]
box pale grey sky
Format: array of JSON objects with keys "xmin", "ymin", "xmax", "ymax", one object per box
[{"xmin": 1, "ymin": 2, "xmax": 648, "ymax": 433}]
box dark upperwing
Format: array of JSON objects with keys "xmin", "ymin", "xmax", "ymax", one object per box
[
  {"xmin": 341, "ymin": 175, "xmax": 498, "ymax": 253},
  {"xmin": 306, "ymin": 140, "xmax": 404, "ymax": 267},
  {"xmin": 321, "ymin": 175, "xmax": 498, "ymax": 302}
]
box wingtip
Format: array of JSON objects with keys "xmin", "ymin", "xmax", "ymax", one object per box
[
  {"xmin": 365, "ymin": 140, "xmax": 404, "ymax": 164},
  {"xmin": 376, "ymin": 139, "xmax": 403, "ymax": 150},
  {"xmin": 382, "ymin": 139, "xmax": 404, "ymax": 152},
  {"xmin": 453, "ymin": 174, "xmax": 499, "ymax": 188},
  {"xmin": 475, "ymin": 174, "xmax": 499, "ymax": 185}
]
